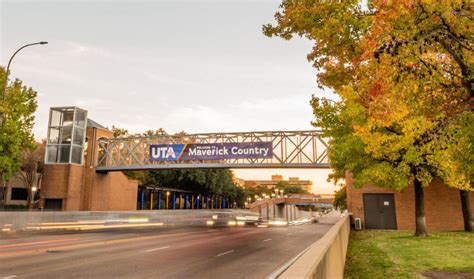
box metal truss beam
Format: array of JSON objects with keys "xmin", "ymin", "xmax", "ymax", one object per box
[{"xmin": 95, "ymin": 130, "xmax": 330, "ymax": 172}]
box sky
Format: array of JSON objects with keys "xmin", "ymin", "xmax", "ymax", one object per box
[{"xmin": 1, "ymin": 0, "xmax": 339, "ymax": 194}]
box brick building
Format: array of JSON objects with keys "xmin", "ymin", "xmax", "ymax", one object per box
[
  {"xmin": 40, "ymin": 107, "xmax": 138, "ymax": 211},
  {"xmin": 242, "ymin": 175, "xmax": 312, "ymax": 193},
  {"xmin": 346, "ymin": 172, "xmax": 474, "ymax": 231}
]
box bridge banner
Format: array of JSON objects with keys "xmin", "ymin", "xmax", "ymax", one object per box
[{"xmin": 149, "ymin": 142, "xmax": 273, "ymax": 161}]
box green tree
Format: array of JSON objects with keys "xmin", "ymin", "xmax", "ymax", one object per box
[
  {"xmin": 111, "ymin": 125, "xmax": 129, "ymax": 138},
  {"xmin": 0, "ymin": 67, "xmax": 38, "ymax": 206},
  {"xmin": 334, "ymin": 185, "xmax": 347, "ymax": 211},
  {"xmin": 143, "ymin": 168, "xmax": 244, "ymax": 206},
  {"xmin": 276, "ymin": 181, "xmax": 308, "ymax": 194},
  {"xmin": 265, "ymin": 0, "xmax": 473, "ymax": 235},
  {"xmin": 15, "ymin": 141, "xmax": 45, "ymax": 209}
]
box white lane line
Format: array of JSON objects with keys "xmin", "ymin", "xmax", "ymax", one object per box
[
  {"xmin": 2, "ymin": 276, "xmax": 17, "ymax": 279},
  {"xmin": 145, "ymin": 246, "xmax": 170, "ymax": 253},
  {"xmin": 213, "ymin": 236, "xmax": 225, "ymax": 240},
  {"xmin": 216, "ymin": 250, "xmax": 234, "ymax": 257},
  {"xmin": 263, "ymin": 238, "xmax": 272, "ymax": 242},
  {"xmin": 207, "ymin": 229, "xmax": 217, "ymax": 232}
]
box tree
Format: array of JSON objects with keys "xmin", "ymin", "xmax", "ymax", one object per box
[
  {"xmin": 111, "ymin": 126, "xmax": 129, "ymax": 138},
  {"xmin": 15, "ymin": 141, "xmax": 45, "ymax": 209},
  {"xmin": 334, "ymin": 185, "xmax": 347, "ymax": 211},
  {"xmin": 143, "ymin": 168, "xmax": 244, "ymax": 206},
  {"xmin": 265, "ymin": 1, "xmax": 473, "ymax": 235},
  {"xmin": 276, "ymin": 181, "xmax": 308, "ymax": 194},
  {"xmin": 0, "ymin": 67, "xmax": 38, "ymax": 206}
]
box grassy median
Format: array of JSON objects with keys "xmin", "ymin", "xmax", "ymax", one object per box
[{"xmin": 344, "ymin": 230, "xmax": 474, "ymax": 279}]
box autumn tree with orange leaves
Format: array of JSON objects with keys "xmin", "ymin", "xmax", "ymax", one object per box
[{"xmin": 264, "ymin": 0, "xmax": 473, "ymax": 235}]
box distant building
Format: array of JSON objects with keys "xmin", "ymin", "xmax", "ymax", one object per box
[
  {"xmin": 238, "ymin": 175, "xmax": 312, "ymax": 193},
  {"xmin": 0, "ymin": 171, "xmax": 41, "ymax": 208}
]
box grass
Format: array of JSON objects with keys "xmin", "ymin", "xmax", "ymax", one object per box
[{"xmin": 344, "ymin": 230, "xmax": 474, "ymax": 279}]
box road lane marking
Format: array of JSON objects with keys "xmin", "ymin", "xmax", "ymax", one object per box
[
  {"xmin": 145, "ymin": 246, "xmax": 171, "ymax": 253},
  {"xmin": 0, "ymin": 238, "xmax": 81, "ymax": 250},
  {"xmin": 263, "ymin": 238, "xmax": 272, "ymax": 242},
  {"xmin": 1, "ymin": 275, "xmax": 17, "ymax": 279},
  {"xmin": 216, "ymin": 250, "xmax": 234, "ymax": 257},
  {"xmin": 213, "ymin": 236, "xmax": 225, "ymax": 240},
  {"xmin": 207, "ymin": 229, "xmax": 217, "ymax": 232}
]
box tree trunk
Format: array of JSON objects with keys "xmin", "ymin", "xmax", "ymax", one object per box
[
  {"xmin": 414, "ymin": 178, "xmax": 428, "ymax": 236},
  {"xmin": 460, "ymin": 190, "xmax": 473, "ymax": 232}
]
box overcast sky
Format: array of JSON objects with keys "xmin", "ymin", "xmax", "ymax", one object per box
[{"xmin": 1, "ymin": 0, "xmax": 339, "ymax": 194}]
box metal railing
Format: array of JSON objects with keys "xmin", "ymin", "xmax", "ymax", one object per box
[{"xmin": 95, "ymin": 130, "xmax": 330, "ymax": 172}]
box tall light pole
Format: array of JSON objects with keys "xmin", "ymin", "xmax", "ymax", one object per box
[{"xmin": 0, "ymin": 41, "xmax": 48, "ymax": 125}]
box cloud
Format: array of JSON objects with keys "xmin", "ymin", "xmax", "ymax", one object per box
[
  {"xmin": 64, "ymin": 41, "xmax": 116, "ymax": 59},
  {"xmin": 143, "ymin": 71, "xmax": 195, "ymax": 86}
]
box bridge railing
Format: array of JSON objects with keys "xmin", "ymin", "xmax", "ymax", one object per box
[{"xmin": 95, "ymin": 130, "xmax": 330, "ymax": 172}]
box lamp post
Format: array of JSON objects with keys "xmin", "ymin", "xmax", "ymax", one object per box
[
  {"xmin": 0, "ymin": 41, "xmax": 48, "ymax": 126},
  {"xmin": 30, "ymin": 186, "xmax": 37, "ymax": 209}
]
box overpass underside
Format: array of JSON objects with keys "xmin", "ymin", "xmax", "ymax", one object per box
[{"xmin": 95, "ymin": 130, "xmax": 330, "ymax": 172}]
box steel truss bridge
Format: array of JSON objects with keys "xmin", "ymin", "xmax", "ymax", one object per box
[{"xmin": 95, "ymin": 130, "xmax": 330, "ymax": 173}]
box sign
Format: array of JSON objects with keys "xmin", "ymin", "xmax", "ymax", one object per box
[{"xmin": 150, "ymin": 142, "xmax": 273, "ymax": 161}]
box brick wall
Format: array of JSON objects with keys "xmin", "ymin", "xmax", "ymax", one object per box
[
  {"xmin": 346, "ymin": 172, "xmax": 474, "ymax": 231},
  {"xmin": 42, "ymin": 126, "xmax": 138, "ymax": 211}
]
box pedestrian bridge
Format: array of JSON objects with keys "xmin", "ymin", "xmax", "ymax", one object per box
[{"xmin": 95, "ymin": 130, "xmax": 330, "ymax": 172}]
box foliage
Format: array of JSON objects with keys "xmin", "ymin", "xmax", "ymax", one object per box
[
  {"xmin": 243, "ymin": 185, "xmax": 274, "ymax": 201},
  {"xmin": 15, "ymin": 141, "xmax": 45, "ymax": 208},
  {"xmin": 143, "ymin": 168, "xmax": 245, "ymax": 205},
  {"xmin": 333, "ymin": 185, "xmax": 347, "ymax": 210},
  {"xmin": 275, "ymin": 181, "xmax": 308, "ymax": 194},
  {"xmin": 111, "ymin": 126, "xmax": 129, "ymax": 138},
  {"xmin": 345, "ymin": 230, "xmax": 474, "ymax": 278},
  {"xmin": 0, "ymin": 66, "xmax": 38, "ymax": 181},
  {"xmin": 265, "ymin": 0, "xmax": 473, "ymax": 234},
  {"xmin": 265, "ymin": 0, "xmax": 472, "ymax": 190}
]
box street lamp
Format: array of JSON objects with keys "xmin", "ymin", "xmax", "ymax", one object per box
[
  {"xmin": 31, "ymin": 186, "xmax": 37, "ymax": 200},
  {"xmin": 0, "ymin": 41, "xmax": 48, "ymax": 126}
]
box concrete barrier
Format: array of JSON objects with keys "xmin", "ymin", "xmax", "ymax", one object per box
[
  {"xmin": 278, "ymin": 215, "xmax": 350, "ymax": 279},
  {"xmin": 0, "ymin": 209, "xmax": 258, "ymax": 232}
]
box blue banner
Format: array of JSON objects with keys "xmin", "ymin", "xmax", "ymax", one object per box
[{"xmin": 150, "ymin": 142, "xmax": 273, "ymax": 161}]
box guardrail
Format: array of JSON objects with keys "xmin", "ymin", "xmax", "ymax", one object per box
[
  {"xmin": 273, "ymin": 214, "xmax": 350, "ymax": 279},
  {"xmin": 0, "ymin": 210, "xmax": 258, "ymax": 233}
]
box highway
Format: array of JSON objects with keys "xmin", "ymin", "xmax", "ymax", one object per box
[{"xmin": 0, "ymin": 216, "xmax": 340, "ymax": 279}]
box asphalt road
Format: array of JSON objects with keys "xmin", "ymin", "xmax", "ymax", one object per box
[{"xmin": 0, "ymin": 217, "xmax": 340, "ymax": 279}]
